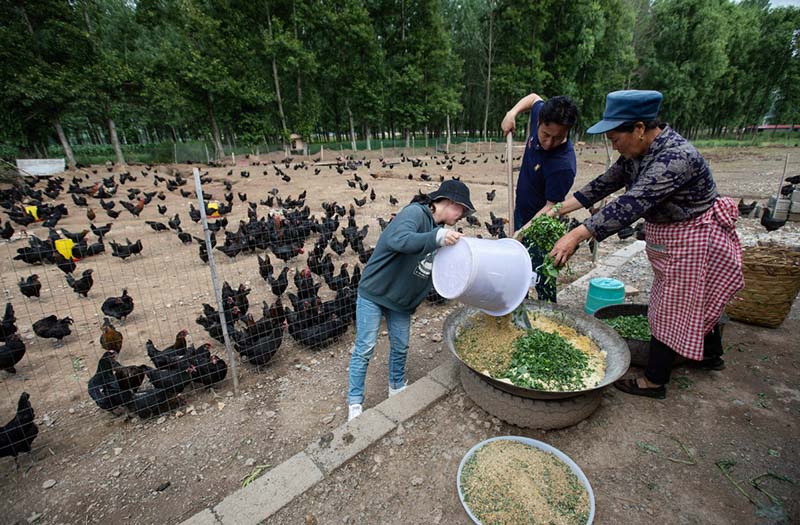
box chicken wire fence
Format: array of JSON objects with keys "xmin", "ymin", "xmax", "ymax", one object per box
[{"xmin": 1, "ymin": 158, "xmax": 469, "ymax": 469}]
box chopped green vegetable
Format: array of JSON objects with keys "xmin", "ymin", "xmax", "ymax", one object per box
[
  {"xmin": 519, "ymin": 215, "xmax": 567, "ymax": 287},
  {"xmin": 603, "ymin": 314, "xmax": 651, "ymax": 340},
  {"xmin": 503, "ymin": 329, "xmax": 593, "ymax": 391}
]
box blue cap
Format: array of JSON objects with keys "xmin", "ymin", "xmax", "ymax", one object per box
[{"xmin": 586, "ymin": 90, "xmax": 663, "ymax": 134}]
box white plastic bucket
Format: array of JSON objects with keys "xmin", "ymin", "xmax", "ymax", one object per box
[{"xmin": 432, "ymin": 237, "xmax": 533, "ymax": 316}]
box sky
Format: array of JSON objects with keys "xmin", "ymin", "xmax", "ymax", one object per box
[{"xmin": 769, "ymin": 0, "xmax": 800, "ymax": 6}]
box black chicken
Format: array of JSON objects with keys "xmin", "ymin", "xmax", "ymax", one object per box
[
  {"xmin": 271, "ymin": 242, "xmax": 304, "ymax": 263},
  {"xmin": 146, "ymin": 330, "xmax": 190, "ymax": 370},
  {"xmin": 268, "ymin": 267, "xmax": 290, "ymax": 297},
  {"xmin": 486, "ymin": 189, "xmax": 496, "ymax": 201},
  {"xmin": 389, "ymin": 195, "xmax": 398, "ymax": 206},
  {"xmin": 0, "ymin": 334, "xmax": 26, "ymax": 374},
  {"xmin": 324, "ymin": 264, "xmax": 350, "ymax": 292},
  {"xmin": 145, "ymin": 221, "xmax": 168, "ymax": 232},
  {"xmin": 1, "ymin": 221, "xmax": 15, "ymax": 239},
  {"xmin": 126, "ymin": 387, "xmax": 180, "ymax": 419},
  {"xmin": 353, "ymin": 196, "xmax": 367, "ymax": 207},
  {"xmin": 258, "ymin": 254, "xmax": 274, "ymax": 281},
  {"xmin": 88, "ymin": 352, "xmax": 134, "ymax": 412},
  {"xmin": 190, "ymin": 346, "xmax": 227, "ymax": 386},
  {"xmin": 0, "ymin": 392, "xmax": 38, "ymax": 468},
  {"xmin": 235, "ymin": 322, "xmax": 286, "ymax": 367},
  {"xmin": 32, "ymin": 315, "xmax": 73, "ymax": 345},
  {"xmin": 65, "ymin": 269, "xmax": 94, "ymax": 297},
  {"xmin": 0, "ymin": 303, "xmax": 17, "ymax": 343},
  {"xmin": 145, "ymin": 365, "xmax": 196, "ymax": 395},
  {"xmin": 18, "ymin": 275, "xmax": 41, "ymax": 299},
  {"xmin": 102, "ymin": 289, "xmax": 135, "ymax": 322}
]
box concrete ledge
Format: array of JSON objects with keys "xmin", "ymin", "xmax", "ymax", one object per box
[
  {"xmin": 374, "ymin": 376, "xmax": 448, "ymax": 424},
  {"xmin": 212, "ymin": 452, "xmax": 323, "ymax": 525},
  {"xmin": 305, "ymin": 408, "xmax": 395, "ymax": 475},
  {"xmin": 181, "ymin": 509, "xmax": 220, "ymax": 525},
  {"xmin": 428, "ymin": 356, "xmax": 460, "ymax": 391}
]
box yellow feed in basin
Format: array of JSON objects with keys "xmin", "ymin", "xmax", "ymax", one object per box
[
  {"xmin": 208, "ymin": 201, "xmax": 220, "ymax": 217},
  {"xmin": 55, "ymin": 238, "xmax": 75, "ymax": 260},
  {"xmin": 25, "ymin": 205, "xmax": 39, "ymax": 220}
]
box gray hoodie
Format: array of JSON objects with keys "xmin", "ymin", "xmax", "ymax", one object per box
[{"xmin": 357, "ymin": 202, "xmax": 443, "ymax": 313}]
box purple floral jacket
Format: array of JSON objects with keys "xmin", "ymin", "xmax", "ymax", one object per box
[{"xmin": 574, "ymin": 126, "xmax": 718, "ymax": 241}]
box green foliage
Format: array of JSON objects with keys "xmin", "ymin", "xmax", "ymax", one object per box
[
  {"xmin": 504, "ymin": 329, "xmax": 593, "ymax": 391},
  {"xmin": 603, "ymin": 314, "xmax": 651, "ymax": 340},
  {"xmin": 0, "ymin": 0, "xmax": 798, "ymax": 159},
  {"xmin": 519, "ymin": 215, "xmax": 567, "ymax": 286}
]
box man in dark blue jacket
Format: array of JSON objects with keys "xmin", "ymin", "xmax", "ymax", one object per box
[{"xmin": 502, "ymin": 93, "xmax": 578, "ymax": 301}]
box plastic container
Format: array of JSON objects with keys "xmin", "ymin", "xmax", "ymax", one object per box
[
  {"xmin": 432, "ymin": 237, "xmax": 532, "ymax": 316},
  {"xmin": 54, "ymin": 238, "xmax": 75, "ymax": 261},
  {"xmin": 207, "ymin": 201, "xmax": 221, "ymax": 217},
  {"xmin": 24, "ymin": 205, "xmax": 39, "ymax": 221},
  {"xmin": 584, "ymin": 277, "xmax": 625, "ymax": 315},
  {"xmin": 457, "ymin": 436, "xmax": 595, "ymax": 525},
  {"xmin": 767, "ymin": 196, "xmax": 791, "ymax": 220}
]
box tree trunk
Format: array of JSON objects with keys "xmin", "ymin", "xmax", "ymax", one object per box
[
  {"xmin": 404, "ymin": 129, "xmax": 410, "ymax": 149},
  {"xmin": 424, "ymin": 125, "xmax": 429, "ymax": 148},
  {"xmin": 482, "ymin": 5, "xmax": 495, "ymax": 141},
  {"xmin": 346, "ymin": 99, "xmax": 357, "ymax": 152},
  {"xmin": 54, "ymin": 115, "xmax": 76, "ymax": 169},
  {"xmin": 446, "ymin": 113, "xmax": 451, "ymax": 154},
  {"xmin": 107, "ymin": 116, "xmax": 126, "ymax": 165},
  {"xmin": 207, "ymin": 92, "xmax": 225, "ymax": 158},
  {"xmin": 267, "ymin": 7, "xmax": 287, "ymax": 145},
  {"xmin": 293, "ymin": 0, "xmax": 302, "ymax": 111},
  {"xmin": 366, "ymin": 124, "xmax": 372, "ymax": 151}
]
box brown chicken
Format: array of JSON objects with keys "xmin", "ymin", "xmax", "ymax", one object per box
[
  {"xmin": 86, "ymin": 208, "xmax": 96, "ymax": 221},
  {"xmin": 99, "ymin": 317, "xmax": 123, "ymax": 353}
]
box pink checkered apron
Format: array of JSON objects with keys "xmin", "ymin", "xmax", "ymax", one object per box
[{"xmin": 645, "ymin": 196, "xmax": 744, "ymax": 360}]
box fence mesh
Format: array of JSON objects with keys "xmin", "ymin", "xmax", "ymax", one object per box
[{"xmin": 2, "ymin": 147, "xmax": 517, "ymax": 468}]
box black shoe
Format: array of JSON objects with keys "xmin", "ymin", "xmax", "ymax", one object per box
[
  {"xmin": 614, "ymin": 378, "xmax": 666, "ymax": 399},
  {"xmin": 688, "ymin": 357, "xmax": 725, "ymax": 371}
]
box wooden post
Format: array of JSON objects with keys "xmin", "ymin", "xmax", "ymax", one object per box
[
  {"xmin": 173, "ymin": 142, "xmax": 177, "ymax": 165},
  {"xmin": 506, "ymin": 134, "xmax": 514, "ymax": 237}
]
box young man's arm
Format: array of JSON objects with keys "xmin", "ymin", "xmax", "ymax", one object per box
[{"xmin": 501, "ymin": 93, "xmax": 543, "ymax": 135}]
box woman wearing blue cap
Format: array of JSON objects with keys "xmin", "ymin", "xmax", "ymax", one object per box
[
  {"xmin": 346, "ymin": 179, "xmax": 474, "ymax": 420},
  {"xmin": 547, "ymin": 90, "xmax": 744, "ymax": 399}
]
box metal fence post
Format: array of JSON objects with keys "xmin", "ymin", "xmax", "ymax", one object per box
[{"xmin": 193, "ymin": 168, "xmax": 240, "ymax": 396}]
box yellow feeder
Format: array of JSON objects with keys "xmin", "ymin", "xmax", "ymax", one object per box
[
  {"xmin": 54, "ymin": 238, "xmax": 75, "ymax": 260},
  {"xmin": 25, "ymin": 205, "xmax": 39, "ymax": 221},
  {"xmin": 208, "ymin": 201, "xmax": 221, "ymax": 217}
]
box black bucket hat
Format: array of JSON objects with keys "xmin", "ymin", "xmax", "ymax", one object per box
[{"xmin": 428, "ymin": 179, "xmax": 475, "ymax": 215}]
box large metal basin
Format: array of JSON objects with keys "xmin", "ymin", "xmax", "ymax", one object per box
[{"xmin": 444, "ymin": 300, "xmax": 631, "ymax": 400}]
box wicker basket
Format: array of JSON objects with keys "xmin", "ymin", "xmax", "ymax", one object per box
[{"xmin": 725, "ymin": 245, "xmax": 800, "ymax": 328}]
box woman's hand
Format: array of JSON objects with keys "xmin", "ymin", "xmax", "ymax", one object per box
[
  {"xmin": 501, "ymin": 111, "xmax": 517, "ymax": 136},
  {"xmin": 549, "ymin": 225, "xmax": 592, "ymax": 267},
  {"xmin": 443, "ymin": 230, "xmax": 463, "ymax": 246}
]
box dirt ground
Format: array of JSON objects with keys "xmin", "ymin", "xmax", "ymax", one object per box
[{"xmin": 1, "ymin": 143, "xmax": 798, "ymax": 524}]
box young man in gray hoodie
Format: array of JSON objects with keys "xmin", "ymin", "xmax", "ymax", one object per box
[{"xmin": 347, "ymin": 180, "xmax": 475, "ymax": 420}]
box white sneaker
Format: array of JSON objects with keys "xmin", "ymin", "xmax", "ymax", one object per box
[
  {"xmin": 348, "ymin": 403, "xmax": 363, "ymax": 421},
  {"xmin": 389, "ymin": 381, "xmax": 408, "ymax": 397}
]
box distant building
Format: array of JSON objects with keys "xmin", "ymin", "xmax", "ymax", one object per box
[{"xmin": 289, "ymin": 134, "xmax": 307, "ymax": 155}]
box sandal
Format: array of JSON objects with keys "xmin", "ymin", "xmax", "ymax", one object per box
[{"xmin": 614, "ymin": 378, "xmax": 666, "ymax": 399}]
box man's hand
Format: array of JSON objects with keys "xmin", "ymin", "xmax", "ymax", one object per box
[
  {"xmin": 501, "ymin": 112, "xmax": 517, "ymax": 136},
  {"xmin": 443, "ymin": 230, "xmax": 463, "ymax": 246}
]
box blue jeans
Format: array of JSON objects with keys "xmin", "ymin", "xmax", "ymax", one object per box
[{"xmin": 347, "ymin": 295, "xmax": 411, "ymax": 405}]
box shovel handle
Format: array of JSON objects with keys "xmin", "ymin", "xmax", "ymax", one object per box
[{"xmin": 506, "ymin": 134, "xmax": 515, "ymax": 236}]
